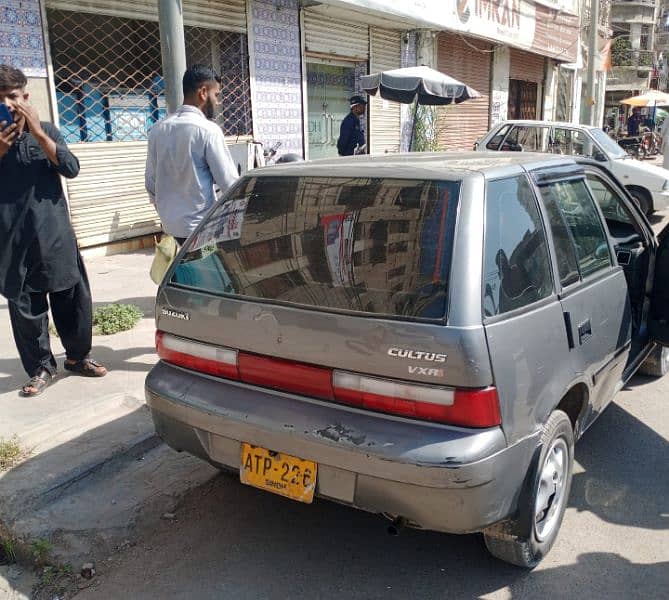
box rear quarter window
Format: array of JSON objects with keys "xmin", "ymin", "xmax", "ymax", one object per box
[
  {"xmin": 483, "ymin": 175, "xmax": 554, "ymax": 317},
  {"xmin": 171, "ymin": 176, "xmax": 461, "ymax": 321}
]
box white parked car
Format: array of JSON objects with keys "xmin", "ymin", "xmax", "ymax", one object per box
[{"xmin": 475, "ymin": 120, "xmax": 669, "ymax": 214}]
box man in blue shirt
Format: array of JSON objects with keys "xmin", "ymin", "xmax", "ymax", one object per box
[
  {"xmin": 627, "ymin": 108, "xmax": 643, "ymax": 137},
  {"xmin": 337, "ymin": 95, "xmax": 367, "ymax": 156},
  {"xmin": 145, "ymin": 65, "xmax": 239, "ymax": 246}
]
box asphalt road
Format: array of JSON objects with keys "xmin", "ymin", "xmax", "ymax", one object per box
[{"xmin": 76, "ymin": 365, "xmax": 669, "ymax": 600}]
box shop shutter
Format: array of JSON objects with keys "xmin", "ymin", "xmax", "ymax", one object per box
[
  {"xmin": 369, "ymin": 28, "xmax": 402, "ymax": 154},
  {"xmin": 65, "ymin": 142, "xmax": 160, "ymax": 248},
  {"xmin": 303, "ymin": 12, "xmax": 368, "ymax": 60},
  {"xmin": 510, "ymin": 48, "xmax": 546, "ymax": 83},
  {"xmin": 46, "ymin": 0, "xmax": 247, "ymax": 32},
  {"xmin": 436, "ymin": 33, "xmax": 492, "ymax": 151}
]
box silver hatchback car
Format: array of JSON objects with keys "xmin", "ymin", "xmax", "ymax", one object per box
[{"xmin": 146, "ymin": 152, "xmax": 669, "ymax": 567}]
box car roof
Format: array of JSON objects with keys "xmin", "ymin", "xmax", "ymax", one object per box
[
  {"xmin": 257, "ymin": 151, "xmax": 580, "ymax": 180},
  {"xmin": 493, "ymin": 120, "xmax": 597, "ymax": 130}
]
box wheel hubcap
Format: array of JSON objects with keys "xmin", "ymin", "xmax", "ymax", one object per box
[{"xmin": 534, "ymin": 438, "xmax": 569, "ymax": 542}]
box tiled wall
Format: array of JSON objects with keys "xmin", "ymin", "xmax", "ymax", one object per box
[
  {"xmin": 251, "ymin": 0, "xmax": 303, "ymax": 157},
  {"xmin": 0, "ymin": 0, "xmax": 46, "ymax": 77}
]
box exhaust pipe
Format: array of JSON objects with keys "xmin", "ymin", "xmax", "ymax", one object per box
[{"xmin": 387, "ymin": 516, "xmax": 406, "ymax": 536}]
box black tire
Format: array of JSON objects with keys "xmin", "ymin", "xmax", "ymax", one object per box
[
  {"xmin": 638, "ymin": 345, "xmax": 669, "ymax": 377},
  {"xmin": 483, "ymin": 410, "xmax": 574, "ymax": 568},
  {"xmin": 628, "ymin": 188, "xmax": 652, "ymax": 215}
]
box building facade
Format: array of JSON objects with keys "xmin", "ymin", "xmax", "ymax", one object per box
[
  {"xmin": 605, "ymin": 0, "xmax": 660, "ymax": 131},
  {"xmin": 2, "ymin": 0, "xmax": 583, "ymax": 251}
]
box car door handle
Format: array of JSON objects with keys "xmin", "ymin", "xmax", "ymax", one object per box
[
  {"xmin": 563, "ymin": 312, "xmax": 575, "ymax": 349},
  {"xmin": 578, "ymin": 319, "xmax": 592, "ymax": 344}
]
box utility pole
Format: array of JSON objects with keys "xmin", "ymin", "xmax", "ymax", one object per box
[
  {"xmin": 158, "ymin": 0, "xmax": 187, "ymax": 114},
  {"xmin": 584, "ymin": 0, "xmax": 600, "ymax": 125}
]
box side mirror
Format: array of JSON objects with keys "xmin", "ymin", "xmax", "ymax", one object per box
[{"xmin": 593, "ymin": 151, "xmax": 608, "ymax": 162}]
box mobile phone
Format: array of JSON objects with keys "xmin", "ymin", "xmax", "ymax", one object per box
[{"xmin": 0, "ymin": 103, "xmax": 13, "ymax": 126}]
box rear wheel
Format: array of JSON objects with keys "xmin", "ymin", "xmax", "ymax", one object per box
[
  {"xmin": 628, "ymin": 188, "xmax": 652, "ymax": 215},
  {"xmin": 483, "ymin": 410, "xmax": 574, "ymax": 568},
  {"xmin": 638, "ymin": 345, "xmax": 669, "ymax": 377}
]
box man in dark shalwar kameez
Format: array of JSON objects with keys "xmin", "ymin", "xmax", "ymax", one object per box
[{"xmin": 0, "ymin": 65, "xmax": 106, "ymax": 396}]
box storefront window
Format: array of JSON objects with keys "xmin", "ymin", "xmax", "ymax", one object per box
[{"xmin": 306, "ymin": 62, "xmax": 357, "ymax": 160}]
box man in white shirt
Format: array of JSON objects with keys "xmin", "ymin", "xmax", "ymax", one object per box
[{"xmin": 145, "ymin": 64, "xmax": 239, "ymax": 245}]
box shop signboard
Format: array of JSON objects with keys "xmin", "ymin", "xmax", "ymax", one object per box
[{"xmin": 320, "ymin": 0, "xmax": 578, "ymax": 62}]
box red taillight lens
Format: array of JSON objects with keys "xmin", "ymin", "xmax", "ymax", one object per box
[
  {"xmin": 156, "ymin": 331, "xmax": 239, "ymax": 379},
  {"xmin": 452, "ymin": 387, "xmax": 502, "ymax": 427},
  {"xmin": 238, "ymin": 353, "xmax": 334, "ymax": 401}
]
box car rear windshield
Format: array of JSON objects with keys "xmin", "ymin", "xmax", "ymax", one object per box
[{"xmin": 170, "ymin": 176, "xmax": 460, "ymax": 321}]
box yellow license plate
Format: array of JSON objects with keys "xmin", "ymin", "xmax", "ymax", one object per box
[{"xmin": 240, "ymin": 443, "xmax": 317, "ymax": 504}]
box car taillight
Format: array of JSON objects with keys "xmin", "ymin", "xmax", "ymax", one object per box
[
  {"xmin": 237, "ymin": 353, "xmax": 334, "ymax": 401},
  {"xmin": 333, "ymin": 371, "xmax": 500, "ymax": 427},
  {"xmin": 155, "ymin": 331, "xmax": 501, "ymax": 428},
  {"xmin": 155, "ymin": 331, "xmax": 238, "ymax": 379}
]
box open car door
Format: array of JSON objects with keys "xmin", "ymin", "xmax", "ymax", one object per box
[{"xmin": 649, "ymin": 226, "xmax": 669, "ymax": 347}]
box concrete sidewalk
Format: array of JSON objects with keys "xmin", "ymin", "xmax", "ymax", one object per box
[{"xmin": 0, "ymin": 251, "xmax": 217, "ymax": 574}]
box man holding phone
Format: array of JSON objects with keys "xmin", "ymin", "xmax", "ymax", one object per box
[{"xmin": 0, "ymin": 64, "xmax": 106, "ymax": 396}]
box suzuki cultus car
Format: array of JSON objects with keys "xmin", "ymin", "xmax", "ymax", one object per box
[{"xmin": 146, "ymin": 153, "xmax": 669, "ymax": 567}]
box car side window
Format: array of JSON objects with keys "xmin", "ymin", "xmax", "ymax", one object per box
[
  {"xmin": 483, "ymin": 176, "xmax": 553, "ymax": 317},
  {"xmin": 540, "ymin": 191, "xmax": 581, "ymax": 287},
  {"xmin": 551, "ymin": 128, "xmax": 595, "ymax": 157},
  {"xmin": 486, "ymin": 125, "xmax": 511, "ymax": 150},
  {"xmin": 539, "ymin": 179, "xmax": 612, "ymax": 279},
  {"xmin": 502, "ymin": 126, "xmax": 549, "ymax": 152},
  {"xmin": 586, "ymin": 174, "xmax": 634, "ymax": 226}
]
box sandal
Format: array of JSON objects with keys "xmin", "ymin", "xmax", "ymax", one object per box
[
  {"xmin": 21, "ymin": 369, "xmax": 53, "ymax": 397},
  {"xmin": 64, "ymin": 358, "xmax": 108, "ymax": 378}
]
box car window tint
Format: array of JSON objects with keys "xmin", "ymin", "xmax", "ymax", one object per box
[
  {"xmin": 502, "ymin": 126, "xmax": 549, "ymax": 152},
  {"xmin": 486, "ymin": 124, "xmax": 511, "ymax": 150},
  {"xmin": 551, "ymin": 128, "xmax": 595, "ymax": 157},
  {"xmin": 539, "ymin": 179, "xmax": 612, "ymax": 279},
  {"xmin": 586, "ymin": 174, "xmax": 633, "ymax": 225},
  {"xmin": 483, "ymin": 176, "xmax": 553, "ymax": 317},
  {"xmin": 540, "ymin": 189, "xmax": 581, "ymax": 287},
  {"xmin": 171, "ymin": 177, "xmax": 460, "ymax": 321}
]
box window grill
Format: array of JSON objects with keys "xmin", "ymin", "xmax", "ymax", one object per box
[{"xmin": 47, "ymin": 9, "xmax": 252, "ymax": 144}]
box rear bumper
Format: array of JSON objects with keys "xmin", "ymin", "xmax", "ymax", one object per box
[{"xmin": 146, "ymin": 361, "xmax": 540, "ymax": 534}]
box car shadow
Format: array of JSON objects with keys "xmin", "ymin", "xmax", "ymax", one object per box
[
  {"xmin": 87, "ymin": 470, "xmax": 668, "ymax": 599},
  {"xmin": 570, "ymin": 401, "xmax": 669, "ymax": 531}
]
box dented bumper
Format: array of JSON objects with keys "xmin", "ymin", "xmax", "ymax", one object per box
[{"xmin": 146, "ymin": 361, "xmax": 540, "ymax": 534}]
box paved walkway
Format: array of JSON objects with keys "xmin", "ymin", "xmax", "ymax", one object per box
[{"xmin": 0, "ymin": 251, "xmax": 216, "ymax": 575}]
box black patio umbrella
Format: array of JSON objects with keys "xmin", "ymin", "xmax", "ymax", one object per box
[{"xmin": 361, "ymin": 66, "xmax": 481, "ymax": 150}]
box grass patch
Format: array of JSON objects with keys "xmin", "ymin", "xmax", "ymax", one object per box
[
  {"xmin": 0, "ymin": 436, "xmax": 29, "ymax": 471},
  {"xmin": 33, "ymin": 564, "xmax": 78, "ymax": 600},
  {"xmin": 92, "ymin": 303, "xmax": 143, "ymax": 335},
  {"xmin": 30, "ymin": 538, "xmax": 53, "ymax": 566},
  {"xmin": 0, "ymin": 537, "xmax": 16, "ymax": 564}
]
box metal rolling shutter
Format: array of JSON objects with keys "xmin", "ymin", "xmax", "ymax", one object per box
[
  {"xmin": 510, "ymin": 48, "xmax": 546, "ymax": 83},
  {"xmin": 45, "ymin": 0, "xmax": 247, "ymax": 32},
  {"xmin": 436, "ymin": 33, "xmax": 492, "ymax": 151},
  {"xmin": 303, "ymin": 12, "xmax": 368, "ymax": 60},
  {"xmin": 66, "ymin": 142, "xmax": 160, "ymax": 248},
  {"xmin": 369, "ymin": 28, "xmax": 401, "ymax": 154}
]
